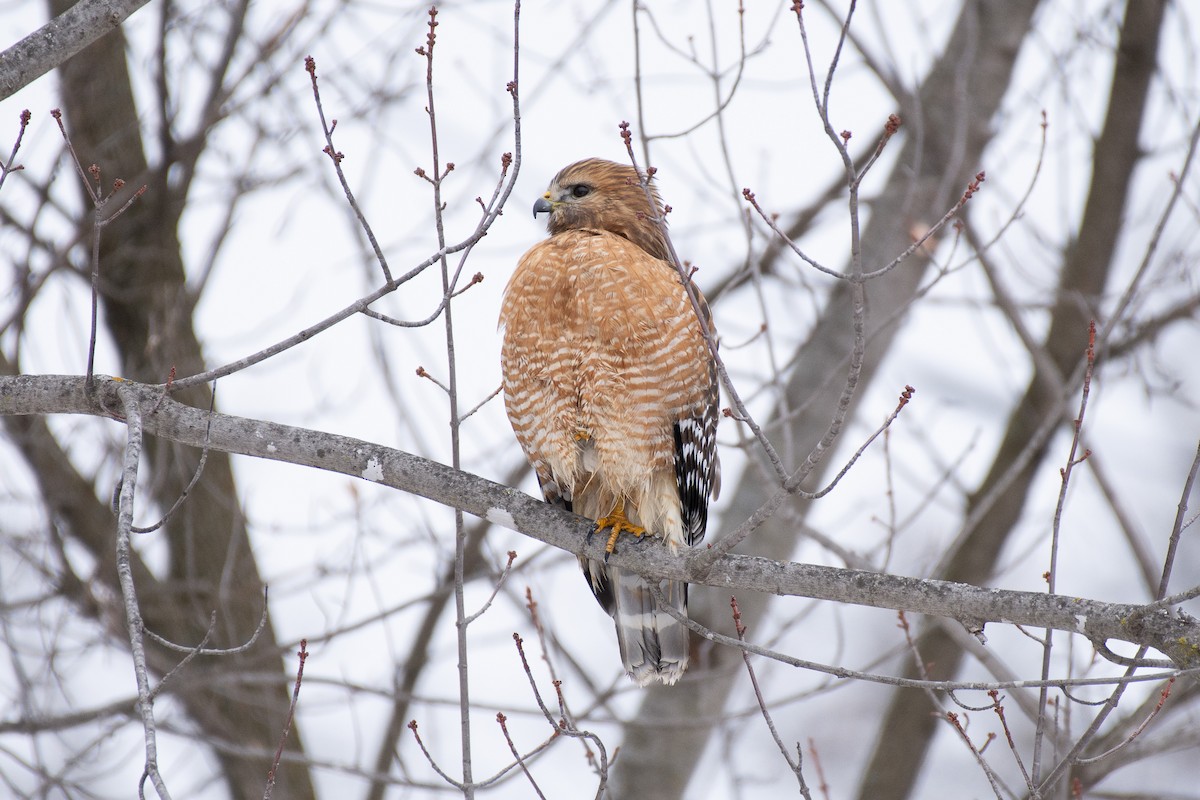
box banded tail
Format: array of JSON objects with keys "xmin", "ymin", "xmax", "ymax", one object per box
[{"xmin": 586, "ymin": 559, "xmax": 690, "ymax": 686}]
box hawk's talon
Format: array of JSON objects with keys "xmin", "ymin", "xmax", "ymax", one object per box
[
  {"xmin": 604, "ymin": 526, "xmax": 623, "ymax": 555},
  {"xmin": 593, "ymin": 500, "xmax": 646, "ymax": 562}
]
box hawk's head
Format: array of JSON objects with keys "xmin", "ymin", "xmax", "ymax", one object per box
[{"xmin": 533, "ymin": 158, "xmax": 669, "ymax": 260}]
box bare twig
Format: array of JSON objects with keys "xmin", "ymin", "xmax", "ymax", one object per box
[
  {"xmin": 730, "ymin": 596, "xmax": 813, "ymax": 797},
  {"xmin": 174, "ymin": 34, "xmax": 528, "ymax": 396},
  {"xmin": 636, "ymin": 0, "xmax": 759, "ymax": 142},
  {"xmin": 1032, "ymin": 321, "xmax": 1097, "ymax": 782},
  {"xmin": 263, "ymin": 639, "xmax": 308, "ymax": 800},
  {"xmin": 415, "ymin": 7, "xmax": 477, "ymax": 794},
  {"xmin": 407, "ymin": 720, "xmax": 465, "ymax": 789},
  {"xmin": 132, "ymin": 382, "xmax": 217, "ymax": 533},
  {"xmin": 305, "ymin": 55, "xmax": 394, "ymax": 286},
  {"xmin": 0, "ymin": 109, "xmax": 31, "ymax": 193},
  {"xmin": 942, "ymin": 710, "xmax": 1006, "ymax": 799},
  {"xmin": 1072, "ymin": 677, "xmax": 1174, "ymax": 765},
  {"xmin": 808, "ymin": 739, "xmax": 831, "ymax": 800},
  {"xmin": 987, "ymin": 690, "xmax": 1034, "ymax": 794},
  {"xmin": 459, "ymin": 384, "xmax": 503, "ymax": 423},
  {"xmin": 143, "ymin": 590, "xmax": 270, "ymax": 657},
  {"xmin": 512, "ymin": 634, "xmax": 609, "ymax": 799},
  {"xmin": 618, "ymin": 123, "xmax": 789, "ymax": 484},
  {"xmin": 742, "ymin": 168, "xmax": 984, "ymax": 284},
  {"xmin": 1094, "ymin": 112, "xmax": 1200, "ymax": 363},
  {"xmin": 51, "ymin": 109, "xmax": 146, "ymax": 390},
  {"xmin": 1154, "ymin": 436, "xmax": 1200, "ymax": 601},
  {"xmin": 808, "ymin": 385, "xmax": 915, "ymax": 499},
  {"xmin": 696, "ymin": 384, "xmax": 915, "ymax": 569},
  {"xmin": 462, "ymin": 551, "xmax": 518, "ymax": 625},
  {"xmin": 1034, "ymin": 435, "xmax": 1200, "ymax": 793},
  {"xmin": 495, "ymin": 713, "xmax": 547, "ymax": 800}
]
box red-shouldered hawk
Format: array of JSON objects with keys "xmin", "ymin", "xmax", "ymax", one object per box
[{"xmin": 499, "ymin": 158, "xmax": 720, "ymax": 686}]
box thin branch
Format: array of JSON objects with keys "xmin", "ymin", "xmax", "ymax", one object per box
[
  {"xmin": 0, "ymin": 109, "xmax": 31, "ymax": 193},
  {"xmin": 618, "ymin": 123, "xmax": 788, "ymax": 484},
  {"xmin": 1071, "ymin": 677, "xmax": 1174, "ymax": 766},
  {"xmin": 942, "ymin": 710, "xmax": 1006, "ymax": 800},
  {"xmin": 132, "ymin": 381, "xmax": 217, "ymax": 533},
  {"xmin": 1091, "ymin": 640, "xmax": 1173, "ymax": 670},
  {"xmin": 1033, "ymin": 321, "xmax": 1097, "ymax": 783},
  {"xmin": 495, "ymin": 713, "xmax": 547, "ymax": 800},
  {"xmin": 730, "ymin": 596, "xmax": 813, "ymax": 797},
  {"xmin": 305, "ymin": 56, "xmax": 393, "ymax": 285},
  {"xmin": 406, "ymin": 720, "xmax": 465, "ymax": 789},
  {"xmin": 636, "ymin": 0, "xmax": 759, "ymax": 142},
  {"xmin": 459, "ymin": 384, "xmax": 503, "ymax": 423},
  {"xmin": 987, "ymin": 690, "xmax": 1034, "ymax": 793},
  {"xmin": 647, "ymin": 584, "xmax": 1191, "ymax": 694},
  {"xmin": 1094, "ymin": 111, "xmax": 1200, "ymax": 363},
  {"xmin": 263, "ymin": 639, "xmax": 308, "ymax": 800},
  {"xmin": 694, "ymin": 384, "xmax": 916, "ymax": 568},
  {"xmin": 742, "ymin": 167, "xmax": 983, "ymax": 284},
  {"xmin": 50, "ymin": 109, "xmax": 146, "ymax": 390},
  {"xmin": 512, "ymin": 634, "xmax": 609, "ymax": 798},
  {"xmin": 358, "ymin": 301, "xmax": 447, "ymax": 329},
  {"xmin": 462, "ymin": 551, "xmax": 518, "ymax": 625},
  {"xmin": 1154, "ymin": 436, "xmax": 1200, "ymax": 601},
  {"xmin": 114, "ymin": 386, "xmax": 170, "ymax": 800},
  {"xmin": 143, "ymin": 589, "xmax": 270, "ymax": 657},
  {"xmin": 414, "ymin": 7, "xmax": 477, "ymax": 795},
  {"xmin": 807, "ymin": 384, "xmax": 914, "ymax": 499},
  {"xmin": 1138, "ymin": 583, "xmax": 1200, "ymax": 614}
]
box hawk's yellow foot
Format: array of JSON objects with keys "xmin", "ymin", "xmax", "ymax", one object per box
[{"xmin": 593, "ymin": 500, "xmax": 646, "ymax": 561}]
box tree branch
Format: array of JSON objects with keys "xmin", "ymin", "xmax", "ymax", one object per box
[
  {"xmin": 0, "ymin": 0, "xmax": 152, "ymax": 101},
  {"xmin": 5, "ymin": 373, "xmax": 1197, "ymax": 671}
]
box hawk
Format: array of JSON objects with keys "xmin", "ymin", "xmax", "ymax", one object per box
[{"xmin": 499, "ymin": 158, "xmax": 720, "ymax": 686}]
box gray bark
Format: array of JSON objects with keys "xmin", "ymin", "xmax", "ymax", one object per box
[
  {"xmin": 0, "ymin": 0, "xmax": 152, "ymax": 101},
  {"xmin": 3, "ymin": 373, "xmax": 1196, "ymax": 670}
]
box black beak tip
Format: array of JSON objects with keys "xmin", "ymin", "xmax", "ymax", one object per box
[{"xmin": 532, "ymin": 197, "xmax": 553, "ymax": 218}]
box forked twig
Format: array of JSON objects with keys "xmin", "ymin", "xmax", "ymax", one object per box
[
  {"xmin": 50, "ymin": 109, "xmax": 147, "ymax": 390},
  {"xmin": 1032, "ymin": 321, "xmax": 1097, "ymax": 781},
  {"xmin": 304, "ymin": 56, "xmax": 393, "ymax": 286},
  {"xmin": 133, "ymin": 382, "xmax": 218, "ymax": 534},
  {"xmin": 512, "ymin": 633, "xmax": 609, "ymax": 799},
  {"xmin": 1072, "ymin": 677, "xmax": 1175, "ymax": 766},
  {"xmin": 462, "ymin": 551, "xmax": 518, "ymax": 625}
]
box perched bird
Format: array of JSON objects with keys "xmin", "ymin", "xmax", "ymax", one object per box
[{"xmin": 499, "ymin": 158, "xmax": 720, "ymax": 686}]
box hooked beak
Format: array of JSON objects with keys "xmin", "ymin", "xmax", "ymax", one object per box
[{"xmin": 532, "ymin": 196, "xmax": 554, "ymax": 218}]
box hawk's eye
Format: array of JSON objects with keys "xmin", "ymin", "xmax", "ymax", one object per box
[{"xmin": 571, "ymin": 184, "xmax": 591, "ymax": 198}]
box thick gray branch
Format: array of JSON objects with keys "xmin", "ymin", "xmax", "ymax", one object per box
[
  {"xmin": 0, "ymin": 0, "xmax": 151, "ymax": 101},
  {"xmin": 4, "ymin": 373, "xmax": 1198, "ymax": 669}
]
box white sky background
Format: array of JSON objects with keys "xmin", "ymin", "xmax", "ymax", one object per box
[{"xmin": 1, "ymin": 0, "xmax": 1199, "ymax": 797}]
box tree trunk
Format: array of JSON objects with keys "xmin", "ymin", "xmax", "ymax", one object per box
[
  {"xmin": 36, "ymin": 3, "xmax": 315, "ymax": 797},
  {"xmin": 856, "ymin": 2, "xmax": 1165, "ymax": 799},
  {"xmin": 610, "ymin": 1, "xmax": 1041, "ymax": 797}
]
